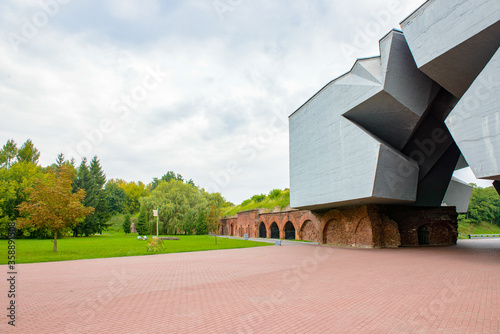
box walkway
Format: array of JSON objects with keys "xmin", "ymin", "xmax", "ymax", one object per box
[{"xmin": 2, "ymin": 239, "xmax": 499, "ymax": 333}]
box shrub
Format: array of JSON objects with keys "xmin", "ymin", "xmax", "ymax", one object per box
[
  {"xmin": 268, "ymin": 189, "xmax": 282, "ymax": 199},
  {"xmin": 146, "ymin": 236, "xmax": 164, "ymax": 252},
  {"xmin": 241, "ymin": 199, "xmax": 252, "ymax": 206},
  {"xmin": 122, "ymin": 214, "xmax": 131, "ymax": 234},
  {"xmin": 251, "ymin": 194, "xmax": 266, "ymax": 202}
]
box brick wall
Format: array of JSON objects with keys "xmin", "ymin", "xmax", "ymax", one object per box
[
  {"xmin": 219, "ymin": 205, "xmax": 457, "ymax": 248},
  {"xmin": 385, "ymin": 206, "xmax": 458, "ymax": 246}
]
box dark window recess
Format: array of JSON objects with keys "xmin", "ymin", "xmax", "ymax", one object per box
[
  {"xmin": 418, "ymin": 225, "xmax": 430, "ymax": 245},
  {"xmin": 259, "ymin": 222, "xmax": 267, "ymax": 238},
  {"xmin": 270, "ymin": 223, "xmax": 280, "ymax": 239},
  {"xmin": 284, "ymin": 222, "xmax": 295, "ymax": 240}
]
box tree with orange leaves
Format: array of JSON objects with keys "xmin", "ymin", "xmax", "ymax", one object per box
[
  {"xmin": 17, "ymin": 164, "xmax": 94, "ymax": 252},
  {"xmin": 207, "ymin": 204, "xmax": 221, "ymax": 245}
]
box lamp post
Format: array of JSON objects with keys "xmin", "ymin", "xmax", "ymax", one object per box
[{"xmin": 153, "ymin": 208, "xmax": 159, "ymax": 237}]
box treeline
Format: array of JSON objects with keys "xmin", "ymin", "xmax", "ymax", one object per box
[
  {"xmin": 136, "ymin": 179, "xmax": 223, "ymax": 235},
  {"xmin": 459, "ymin": 185, "xmax": 500, "ymax": 226},
  {"xmin": 0, "ymin": 139, "xmax": 227, "ymax": 239}
]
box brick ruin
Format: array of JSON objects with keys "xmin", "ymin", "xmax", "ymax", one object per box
[{"xmin": 219, "ymin": 205, "xmax": 458, "ymax": 248}]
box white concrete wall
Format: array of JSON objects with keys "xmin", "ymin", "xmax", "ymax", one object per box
[
  {"xmin": 445, "ymin": 48, "xmax": 500, "ymax": 180},
  {"xmin": 401, "ymin": 0, "xmax": 500, "ymax": 69},
  {"xmin": 442, "ymin": 177, "xmax": 473, "ymax": 213}
]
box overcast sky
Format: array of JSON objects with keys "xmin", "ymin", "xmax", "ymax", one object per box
[{"xmin": 0, "ymin": 0, "xmax": 492, "ymax": 204}]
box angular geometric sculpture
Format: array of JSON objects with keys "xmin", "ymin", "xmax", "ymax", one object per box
[
  {"xmin": 442, "ymin": 177, "xmax": 474, "ymax": 213},
  {"xmin": 445, "ymin": 48, "xmax": 500, "ymax": 180},
  {"xmin": 343, "ymin": 32, "xmax": 438, "ymax": 150},
  {"xmin": 289, "ymin": 30, "xmax": 430, "ymax": 210},
  {"xmin": 402, "ymin": 0, "xmax": 500, "ymax": 184},
  {"xmin": 401, "ymin": 0, "xmax": 500, "ymax": 99},
  {"xmin": 289, "ymin": 0, "xmax": 500, "ymax": 211}
]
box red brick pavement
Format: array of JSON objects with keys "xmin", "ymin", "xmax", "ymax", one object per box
[{"xmin": 2, "ymin": 239, "xmax": 499, "ymax": 333}]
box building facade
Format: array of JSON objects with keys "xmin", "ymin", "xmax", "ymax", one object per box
[{"xmin": 219, "ymin": 204, "xmax": 457, "ymax": 248}]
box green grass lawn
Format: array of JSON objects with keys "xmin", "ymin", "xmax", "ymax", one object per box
[
  {"xmin": 0, "ymin": 233, "xmax": 270, "ymax": 264},
  {"xmin": 458, "ymin": 221, "xmax": 500, "ymax": 238}
]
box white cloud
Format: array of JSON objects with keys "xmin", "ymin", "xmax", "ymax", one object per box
[{"xmin": 105, "ymin": 0, "xmax": 160, "ymax": 21}]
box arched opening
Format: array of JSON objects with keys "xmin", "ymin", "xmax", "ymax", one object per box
[
  {"xmin": 323, "ymin": 219, "xmax": 351, "ymax": 245},
  {"xmin": 354, "ymin": 218, "xmax": 372, "ymax": 247},
  {"xmin": 284, "ymin": 221, "xmax": 295, "ymax": 240},
  {"xmin": 259, "ymin": 222, "xmax": 267, "ymax": 238},
  {"xmin": 230, "ymin": 224, "xmax": 234, "ymax": 236},
  {"xmin": 418, "ymin": 225, "xmax": 430, "ymax": 245},
  {"xmin": 300, "ymin": 220, "xmax": 318, "ymax": 242},
  {"xmin": 270, "ymin": 222, "xmax": 279, "ymax": 239}
]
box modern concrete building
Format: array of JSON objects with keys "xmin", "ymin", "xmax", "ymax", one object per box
[
  {"xmin": 220, "ymin": 0, "xmax": 498, "ymax": 248},
  {"xmin": 442, "ymin": 177, "xmax": 474, "ymax": 213},
  {"xmin": 290, "ymin": 0, "xmax": 499, "ymax": 212},
  {"xmin": 284, "ymin": 0, "xmax": 499, "ymax": 247}
]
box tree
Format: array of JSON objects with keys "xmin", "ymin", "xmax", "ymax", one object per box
[
  {"xmin": 56, "ymin": 153, "xmax": 65, "ymax": 168},
  {"xmin": 73, "ymin": 158, "xmax": 97, "ymax": 236},
  {"xmin": 104, "ymin": 181, "xmax": 127, "ymax": 214},
  {"xmin": 122, "ymin": 214, "xmax": 131, "ymax": 235},
  {"xmin": 161, "ymin": 171, "xmax": 184, "ymax": 183},
  {"xmin": 0, "ymin": 161, "xmax": 44, "ymax": 238},
  {"xmin": 207, "ymin": 204, "xmax": 221, "ymax": 244},
  {"xmin": 117, "ymin": 180, "xmax": 150, "ymax": 214},
  {"xmin": 136, "ymin": 209, "xmax": 148, "ymax": 235},
  {"xmin": 196, "ymin": 210, "xmax": 208, "ymax": 235},
  {"xmin": 89, "ymin": 156, "xmax": 111, "ymax": 233},
  {"xmin": 149, "ymin": 171, "xmax": 186, "ymax": 192},
  {"xmin": 89, "ymin": 156, "xmax": 106, "ymax": 189},
  {"xmin": 459, "ymin": 185, "xmax": 500, "ymax": 226},
  {"xmin": 16, "ymin": 165, "xmax": 94, "ymax": 251},
  {"xmin": 140, "ymin": 180, "xmax": 207, "ymax": 235},
  {"xmin": 183, "ymin": 209, "xmax": 196, "ymax": 235},
  {"xmin": 72, "ymin": 157, "xmax": 111, "ymax": 236},
  {"xmin": 44, "ymin": 153, "xmax": 73, "ymax": 176},
  {"xmin": 16, "ymin": 139, "xmax": 40, "ymax": 165},
  {"xmin": 0, "ymin": 139, "xmax": 18, "ymax": 169},
  {"xmin": 149, "ymin": 177, "xmax": 161, "ymax": 192},
  {"xmin": 206, "ymin": 192, "xmax": 225, "ymax": 208}
]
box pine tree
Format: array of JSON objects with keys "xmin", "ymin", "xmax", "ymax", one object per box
[
  {"xmin": 89, "ymin": 156, "xmax": 110, "ymax": 233},
  {"xmin": 122, "ymin": 214, "xmax": 131, "ymax": 235},
  {"xmin": 72, "ymin": 156, "xmax": 112, "ymax": 236},
  {"xmin": 56, "ymin": 153, "xmax": 65, "ymax": 168},
  {"xmin": 90, "ymin": 156, "xmax": 106, "ymax": 189},
  {"xmin": 136, "ymin": 208, "xmax": 149, "ymax": 235},
  {"xmin": 73, "ymin": 158, "xmax": 97, "ymax": 236}
]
